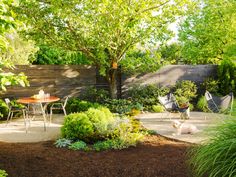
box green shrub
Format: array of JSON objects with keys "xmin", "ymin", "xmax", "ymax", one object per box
[
  {"xmin": 0, "ymin": 99, "xmax": 9, "ymax": 118},
  {"xmin": 54, "ymin": 138, "xmax": 72, "ymax": 148},
  {"xmin": 69, "ymin": 140, "xmax": 88, "ymax": 151},
  {"xmin": 196, "ymin": 96, "xmax": 208, "ymax": 112},
  {"xmin": 66, "ymin": 98, "xmax": 101, "ymax": 114},
  {"xmin": 105, "ymin": 99, "xmax": 143, "ymax": 115},
  {"xmin": 93, "ymin": 132, "xmax": 143, "ymax": 151},
  {"xmin": 189, "ymin": 119, "xmax": 236, "ymax": 177},
  {"xmin": 0, "ymin": 169, "xmax": 7, "ymax": 177},
  {"xmin": 81, "ymin": 87, "xmax": 109, "ymax": 103},
  {"xmin": 201, "ymin": 77, "xmax": 219, "ymax": 94},
  {"xmin": 127, "ymin": 84, "xmax": 170, "ymax": 110},
  {"xmin": 61, "ymin": 107, "xmax": 114, "ymax": 143},
  {"xmin": 152, "ymin": 104, "xmax": 164, "ymax": 113},
  {"xmin": 173, "ymin": 80, "xmax": 197, "ymax": 106},
  {"xmin": 218, "ymin": 58, "xmax": 236, "ymax": 95}
]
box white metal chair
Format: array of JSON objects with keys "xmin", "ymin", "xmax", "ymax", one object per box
[
  {"xmin": 26, "ymin": 103, "xmax": 48, "ymax": 131},
  {"xmin": 49, "ymin": 96, "xmax": 69, "ymax": 123},
  {"xmin": 205, "ymin": 91, "xmax": 234, "ymax": 116},
  {"xmin": 4, "ymin": 98, "xmax": 28, "ymax": 132},
  {"xmin": 158, "ymin": 93, "xmax": 190, "ymax": 120}
]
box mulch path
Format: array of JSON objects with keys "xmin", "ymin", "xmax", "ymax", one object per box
[{"xmin": 0, "ymin": 135, "xmax": 193, "ymax": 177}]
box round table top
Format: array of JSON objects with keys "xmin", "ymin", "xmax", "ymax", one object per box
[{"xmin": 17, "ymin": 96, "xmax": 60, "ymax": 104}]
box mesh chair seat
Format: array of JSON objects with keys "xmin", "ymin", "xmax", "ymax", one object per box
[{"xmin": 205, "ymin": 91, "xmax": 234, "ymax": 114}]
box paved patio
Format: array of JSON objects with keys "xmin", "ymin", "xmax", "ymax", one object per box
[
  {"xmin": 136, "ymin": 112, "xmax": 223, "ymax": 144},
  {"xmin": 0, "ymin": 112, "xmax": 224, "ymax": 144},
  {"xmin": 0, "ymin": 114, "xmax": 64, "ymax": 143}
]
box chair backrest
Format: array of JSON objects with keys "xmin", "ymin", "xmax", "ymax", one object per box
[
  {"xmin": 4, "ymin": 98, "xmax": 11, "ymax": 107},
  {"xmin": 158, "ymin": 93, "xmax": 178, "ymax": 111}
]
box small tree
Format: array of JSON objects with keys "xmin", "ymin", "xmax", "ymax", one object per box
[
  {"xmin": 16, "ymin": 0, "xmax": 194, "ymax": 98},
  {"xmin": 179, "ymin": 0, "xmax": 236, "ymax": 64},
  {"xmin": 0, "ymin": 1, "xmax": 29, "ymax": 92}
]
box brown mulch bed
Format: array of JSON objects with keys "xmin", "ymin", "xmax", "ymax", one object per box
[{"xmin": 0, "ymin": 135, "xmax": 193, "ymax": 177}]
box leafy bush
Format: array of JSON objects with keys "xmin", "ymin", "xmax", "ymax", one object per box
[
  {"xmin": 196, "ymin": 96, "xmax": 208, "ymax": 112},
  {"xmin": 0, "ymin": 99, "xmax": 9, "ymax": 118},
  {"xmin": 81, "ymin": 87, "xmax": 109, "ymax": 103},
  {"xmin": 201, "ymin": 77, "xmax": 219, "ymax": 94},
  {"xmin": 105, "ymin": 99, "xmax": 143, "ymax": 115},
  {"xmin": 218, "ymin": 58, "xmax": 236, "ymax": 95},
  {"xmin": 189, "ymin": 119, "xmax": 236, "ymax": 177},
  {"xmin": 66, "ymin": 98, "xmax": 101, "ymax": 114},
  {"xmin": 0, "ymin": 169, "xmax": 7, "ymax": 177},
  {"xmin": 173, "ymin": 80, "xmax": 197, "ymax": 106},
  {"xmin": 127, "ymin": 84, "xmax": 170, "ymax": 110},
  {"xmin": 69, "ymin": 140, "xmax": 88, "ymax": 151},
  {"xmin": 61, "ymin": 107, "xmax": 114, "ymax": 143},
  {"xmin": 93, "ymin": 119, "xmax": 144, "ymax": 152},
  {"xmin": 54, "ymin": 138, "xmax": 72, "ymax": 148},
  {"xmin": 152, "ymin": 104, "xmax": 164, "ymax": 113}
]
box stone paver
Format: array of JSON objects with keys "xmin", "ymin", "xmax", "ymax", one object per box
[{"xmin": 136, "ymin": 112, "xmax": 222, "ymax": 144}]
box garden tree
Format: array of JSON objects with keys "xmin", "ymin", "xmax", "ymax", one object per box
[
  {"xmin": 159, "ymin": 43, "xmax": 183, "ymax": 64},
  {"xmin": 179, "ymin": 0, "xmax": 236, "ymax": 64},
  {"xmin": 2, "ymin": 32, "xmax": 38, "ymax": 65},
  {"xmin": 16, "ymin": 0, "xmax": 194, "ymax": 98},
  {"xmin": 0, "ymin": 0, "xmax": 29, "ymax": 91},
  {"xmin": 120, "ymin": 47, "xmax": 162, "ymax": 74},
  {"xmin": 34, "ymin": 45, "xmax": 91, "ymax": 65}
]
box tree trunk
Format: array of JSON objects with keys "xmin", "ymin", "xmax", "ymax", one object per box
[{"xmin": 107, "ymin": 68, "xmax": 117, "ymax": 99}]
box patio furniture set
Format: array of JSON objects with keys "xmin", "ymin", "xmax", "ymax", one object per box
[{"xmin": 4, "ymin": 93, "xmax": 68, "ymax": 133}]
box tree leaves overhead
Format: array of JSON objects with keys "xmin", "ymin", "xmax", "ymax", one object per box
[
  {"xmin": 179, "ymin": 0, "xmax": 236, "ymax": 64},
  {"xmin": 16, "ymin": 0, "xmax": 193, "ymax": 71}
]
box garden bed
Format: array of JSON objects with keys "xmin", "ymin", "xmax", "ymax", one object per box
[{"xmin": 0, "ymin": 135, "xmax": 192, "ymax": 177}]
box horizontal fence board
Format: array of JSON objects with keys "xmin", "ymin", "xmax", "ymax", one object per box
[{"xmin": 0, "ymin": 64, "xmax": 217, "ymax": 99}]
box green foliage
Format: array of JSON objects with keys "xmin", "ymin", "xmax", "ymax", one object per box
[
  {"xmin": 0, "ymin": 99, "xmax": 9, "ymax": 118},
  {"xmin": 105, "ymin": 99, "xmax": 143, "ymax": 115},
  {"xmin": 201, "ymin": 77, "xmax": 219, "ymax": 94},
  {"xmin": 69, "ymin": 141, "xmax": 88, "ymax": 151},
  {"xmin": 179, "ymin": 0, "xmax": 236, "ymax": 64},
  {"xmin": 34, "ymin": 45, "xmax": 91, "ymax": 65},
  {"xmin": 81, "ymin": 87, "xmax": 109, "ymax": 103},
  {"xmin": 16, "ymin": 0, "xmax": 194, "ymax": 98},
  {"xmin": 173, "ymin": 80, "xmax": 197, "ymax": 106},
  {"xmin": 232, "ymin": 99, "xmax": 236, "ymax": 116},
  {"xmin": 128, "ymin": 84, "xmax": 170, "ymax": 110},
  {"xmin": 189, "ymin": 118, "xmax": 236, "ymax": 177},
  {"xmin": 120, "ymin": 48, "xmax": 162, "ymax": 74},
  {"xmin": 66, "ymin": 98, "xmax": 101, "ymax": 114},
  {"xmin": 3, "ymin": 32, "xmax": 38, "ymax": 65},
  {"xmin": 218, "ymin": 58, "xmax": 236, "ymax": 95},
  {"xmin": 0, "ymin": 169, "xmax": 8, "ymax": 177},
  {"xmin": 61, "ymin": 107, "xmax": 114, "ymax": 143},
  {"xmin": 54, "ymin": 138, "xmax": 72, "ymax": 148},
  {"xmin": 93, "ymin": 116, "xmax": 144, "ymax": 151},
  {"xmin": 196, "ymin": 96, "xmax": 208, "ymax": 112},
  {"xmin": 152, "ymin": 104, "xmax": 164, "ymax": 113},
  {"xmin": 160, "ymin": 43, "xmax": 183, "ymax": 64}
]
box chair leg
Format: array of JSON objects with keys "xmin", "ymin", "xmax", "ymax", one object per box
[
  {"xmin": 62, "ymin": 107, "xmax": 67, "ymax": 116},
  {"xmin": 6, "ymin": 111, "xmax": 12, "ymax": 126},
  {"xmin": 50, "ymin": 108, "xmax": 53, "ymax": 124},
  {"xmin": 22, "ymin": 110, "xmax": 28, "ymax": 133},
  {"xmin": 10, "ymin": 112, "xmax": 14, "ymax": 121}
]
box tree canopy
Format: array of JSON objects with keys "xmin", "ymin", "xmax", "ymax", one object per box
[
  {"xmin": 179, "ymin": 0, "xmax": 236, "ymax": 64},
  {"xmin": 16, "ymin": 0, "xmax": 194, "ymax": 98},
  {"xmin": 0, "ymin": 0, "xmax": 29, "ymax": 91}
]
